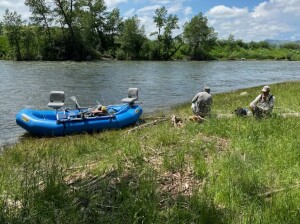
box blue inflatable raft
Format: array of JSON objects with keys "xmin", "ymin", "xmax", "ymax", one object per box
[{"xmin": 16, "ymin": 88, "xmax": 142, "ymax": 136}]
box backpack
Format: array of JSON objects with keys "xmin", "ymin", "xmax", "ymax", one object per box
[{"xmin": 234, "ymin": 107, "xmax": 248, "ymax": 117}]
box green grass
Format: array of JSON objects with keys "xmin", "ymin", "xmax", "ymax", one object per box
[{"xmin": 1, "ymin": 81, "xmax": 300, "ymax": 223}]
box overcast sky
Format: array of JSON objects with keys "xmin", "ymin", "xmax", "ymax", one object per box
[{"xmin": 1, "ymin": 0, "xmax": 300, "ymax": 42}]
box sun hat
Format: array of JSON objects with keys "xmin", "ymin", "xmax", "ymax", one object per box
[{"xmin": 261, "ymin": 85, "xmax": 270, "ymax": 92}]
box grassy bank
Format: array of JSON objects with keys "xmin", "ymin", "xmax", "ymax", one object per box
[{"xmin": 1, "ymin": 81, "xmax": 300, "ymax": 223}]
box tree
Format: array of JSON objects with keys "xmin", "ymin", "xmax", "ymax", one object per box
[
  {"xmin": 52, "ymin": 0, "xmax": 87, "ymax": 60},
  {"xmin": 103, "ymin": 8, "xmax": 122, "ymax": 56},
  {"xmin": 0, "ymin": 22, "xmax": 4, "ymax": 35},
  {"xmin": 3, "ymin": 9, "xmax": 24, "ymax": 60},
  {"xmin": 152, "ymin": 7, "xmax": 180, "ymax": 60},
  {"xmin": 183, "ymin": 12, "xmax": 217, "ymax": 60},
  {"xmin": 117, "ymin": 16, "xmax": 146, "ymax": 60},
  {"xmin": 153, "ymin": 6, "xmax": 167, "ymax": 37},
  {"xmin": 161, "ymin": 14, "xmax": 180, "ymax": 60},
  {"xmin": 25, "ymin": 0, "xmax": 53, "ymax": 45},
  {"xmin": 152, "ymin": 7, "xmax": 167, "ymax": 59},
  {"xmin": 22, "ymin": 25, "xmax": 38, "ymax": 60},
  {"xmin": 76, "ymin": 0, "xmax": 107, "ymax": 55},
  {"xmin": 226, "ymin": 34, "xmax": 236, "ymax": 59},
  {"xmin": 281, "ymin": 42, "xmax": 300, "ymax": 50}
]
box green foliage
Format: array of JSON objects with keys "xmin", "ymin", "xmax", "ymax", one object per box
[
  {"xmin": 117, "ymin": 16, "xmax": 146, "ymax": 60},
  {"xmin": 0, "ymin": 22, "xmax": 4, "ymax": 35},
  {"xmin": 1, "ymin": 2, "xmax": 300, "ymax": 61},
  {"xmin": 211, "ymin": 38, "xmax": 300, "ymax": 61},
  {"xmin": 183, "ymin": 13, "xmax": 217, "ymax": 60},
  {"xmin": 153, "ymin": 6, "xmax": 167, "ymax": 37},
  {"xmin": 151, "ymin": 7, "xmax": 181, "ymax": 60},
  {"xmin": 3, "ymin": 9, "xmax": 24, "ymax": 60},
  {"xmin": 0, "ymin": 36, "xmax": 10, "ymax": 59},
  {"xmin": 280, "ymin": 42, "xmax": 300, "ymax": 50}
]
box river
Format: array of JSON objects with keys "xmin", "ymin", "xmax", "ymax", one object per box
[{"xmin": 1, "ymin": 60, "xmax": 300, "ymax": 149}]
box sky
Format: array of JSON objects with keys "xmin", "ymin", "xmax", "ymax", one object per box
[{"xmin": 1, "ymin": 0, "xmax": 300, "ymax": 42}]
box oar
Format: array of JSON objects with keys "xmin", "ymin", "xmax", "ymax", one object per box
[
  {"xmin": 96, "ymin": 100, "xmax": 102, "ymax": 107},
  {"xmin": 70, "ymin": 96, "xmax": 80, "ymax": 108}
]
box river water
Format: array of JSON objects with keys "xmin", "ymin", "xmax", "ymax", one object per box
[{"xmin": 1, "ymin": 60, "xmax": 300, "ymax": 148}]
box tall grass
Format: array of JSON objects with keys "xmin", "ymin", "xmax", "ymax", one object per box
[{"xmin": 1, "ymin": 81, "xmax": 300, "ymax": 223}]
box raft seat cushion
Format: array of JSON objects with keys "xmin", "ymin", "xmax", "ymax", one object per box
[
  {"xmin": 121, "ymin": 88, "xmax": 138, "ymax": 104},
  {"xmin": 48, "ymin": 91, "xmax": 65, "ymax": 109}
]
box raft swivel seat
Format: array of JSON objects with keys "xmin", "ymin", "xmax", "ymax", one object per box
[
  {"xmin": 48, "ymin": 91, "xmax": 65, "ymax": 121},
  {"xmin": 121, "ymin": 88, "xmax": 139, "ymax": 105}
]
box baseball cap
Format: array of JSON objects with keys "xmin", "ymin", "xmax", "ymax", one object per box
[{"xmin": 261, "ymin": 85, "xmax": 270, "ymax": 92}]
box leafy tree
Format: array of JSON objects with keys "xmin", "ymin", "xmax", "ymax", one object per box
[
  {"xmin": 0, "ymin": 22, "xmax": 3, "ymax": 35},
  {"xmin": 153, "ymin": 6, "xmax": 167, "ymax": 37},
  {"xmin": 52, "ymin": 0, "xmax": 87, "ymax": 60},
  {"xmin": 226, "ymin": 34, "xmax": 236, "ymax": 59},
  {"xmin": 22, "ymin": 26, "xmax": 38, "ymax": 60},
  {"xmin": 280, "ymin": 42, "xmax": 300, "ymax": 50},
  {"xmin": 183, "ymin": 12, "xmax": 217, "ymax": 60},
  {"xmin": 257, "ymin": 41, "xmax": 271, "ymax": 49},
  {"xmin": 139, "ymin": 39, "xmax": 155, "ymax": 60},
  {"xmin": 152, "ymin": 7, "xmax": 180, "ymax": 60},
  {"xmin": 103, "ymin": 8, "xmax": 122, "ymax": 57},
  {"xmin": 151, "ymin": 7, "xmax": 167, "ymax": 59},
  {"xmin": 248, "ymin": 41, "xmax": 260, "ymax": 49},
  {"xmin": 161, "ymin": 14, "xmax": 181, "ymax": 60},
  {"xmin": 117, "ymin": 16, "xmax": 146, "ymax": 60},
  {"xmin": 25, "ymin": 0, "xmax": 53, "ymax": 45},
  {"xmin": 76, "ymin": 0, "xmax": 107, "ymax": 55},
  {"xmin": 236, "ymin": 39, "xmax": 248, "ymax": 49},
  {"xmin": 3, "ymin": 9, "xmax": 24, "ymax": 60}
]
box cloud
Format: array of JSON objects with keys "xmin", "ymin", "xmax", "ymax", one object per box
[
  {"xmin": 138, "ymin": 15, "xmax": 157, "ymax": 36},
  {"xmin": 0, "ymin": 0, "xmax": 24, "ymax": 8},
  {"xmin": 273, "ymin": 0, "xmax": 300, "ymax": 16},
  {"xmin": 124, "ymin": 8, "xmax": 136, "ymax": 18},
  {"xmin": 206, "ymin": 1, "xmax": 300, "ymax": 41},
  {"xmin": 184, "ymin": 7, "xmax": 192, "ymax": 16},
  {"xmin": 104, "ymin": 0, "xmax": 127, "ymax": 9},
  {"xmin": 150, "ymin": 0, "xmax": 170, "ymax": 3},
  {"xmin": 137, "ymin": 5, "xmax": 161, "ymax": 13},
  {"xmin": 0, "ymin": 0, "xmax": 30, "ymax": 21}
]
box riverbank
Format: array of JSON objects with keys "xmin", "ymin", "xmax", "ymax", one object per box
[{"xmin": 1, "ymin": 81, "xmax": 300, "ymax": 223}]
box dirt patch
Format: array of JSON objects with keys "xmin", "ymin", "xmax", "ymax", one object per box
[
  {"xmin": 157, "ymin": 165, "xmax": 204, "ymax": 208},
  {"xmin": 144, "ymin": 150, "xmax": 204, "ymax": 208}
]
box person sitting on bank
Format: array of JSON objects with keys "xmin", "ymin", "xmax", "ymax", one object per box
[
  {"xmin": 191, "ymin": 86, "xmax": 212, "ymax": 117},
  {"xmin": 250, "ymin": 85, "xmax": 275, "ymax": 117}
]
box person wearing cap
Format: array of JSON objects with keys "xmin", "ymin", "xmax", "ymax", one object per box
[
  {"xmin": 250, "ymin": 85, "xmax": 275, "ymax": 117},
  {"xmin": 191, "ymin": 86, "xmax": 212, "ymax": 117}
]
